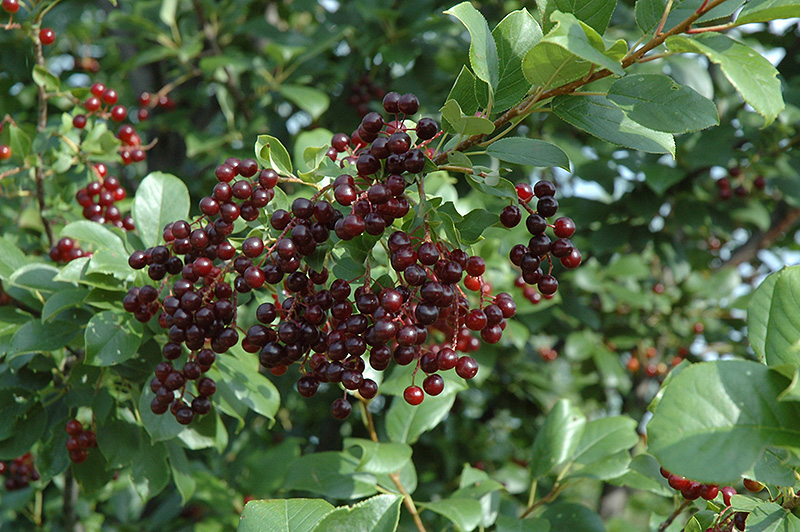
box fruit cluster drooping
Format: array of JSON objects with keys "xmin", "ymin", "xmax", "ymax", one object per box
[
  {"xmin": 71, "ymin": 82, "xmax": 151, "ymax": 166},
  {"xmin": 501, "ymin": 181, "xmax": 581, "ymax": 297},
  {"xmin": 65, "ymin": 419, "xmax": 97, "ymax": 463},
  {"xmin": 123, "ymin": 90, "xmax": 578, "ymax": 421},
  {"xmin": 716, "ymin": 166, "xmax": 767, "ymax": 201},
  {"xmin": 346, "ymin": 74, "xmax": 386, "ymax": 117},
  {"xmin": 74, "ymin": 163, "xmax": 135, "ymax": 230},
  {"xmin": 49, "ymin": 237, "xmax": 91, "ymax": 263},
  {"xmin": 0, "ymin": 453, "xmax": 39, "ymax": 491},
  {"xmin": 135, "ymin": 90, "xmax": 177, "ymax": 122}
]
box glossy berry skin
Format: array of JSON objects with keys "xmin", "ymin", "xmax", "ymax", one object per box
[
  {"xmin": 516, "ymin": 183, "xmax": 533, "ymax": 203},
  {"xmin": 553, "ymin": 217, "xmax": 576, "ymax": 238},
  {"xmin": 423, "ymin": 375, "xmax": 444, "ymax": 396},
  {"xmin": 39, "ymin": 28, "xmax": 55, "ymax": 45},
  {"xmin": 2, "ymin": 0, "xmax": 19, "ymax": 13},
  {"xmin": 456, "ymin": 356, "xmax": 478, "ymax": 379},
  {"xmin": 403, "ymin": 385, "xmax": 424, "ymax": 405},
  {"xmin": 72, "ymin": 115, "xmax": 87, "ymax": 129},
  {"xmin": 330, "ymin": 398, "xmax": 352, "ymax": 419},
  {"xmin": 743, "ymin": 478, "xmax": 764, "ymax": 492},
  {"xmin": 0, "ymin": 145, "xmax": 12, "ymax": 160},
  {"xmin": 500, "ymin": 205, "xmax": 521, "ymax": 227}
]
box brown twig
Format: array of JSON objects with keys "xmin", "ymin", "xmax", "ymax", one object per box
[
  {"xmin": 360, "ymin": 401, "xmax": 427, "ymax": 532},
  {"xmin": 723, "ymin": 207, "xmax": 800, "ymax": 267},
  {"xmin": 657, "ymin": 499, "xmax": 691, "ymax": 532},
  {"xmin": 432, "ymin": 0, "xmax": 733, "ymax": 165}
]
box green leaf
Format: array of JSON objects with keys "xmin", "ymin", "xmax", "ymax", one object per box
[
  {"xmin": 464, "ymin": 171, "xmax": 518, "ymax": 200},
  {"xmin": 647, "ymin": 360, "xmax": 800, "ymax": 484},
  {"xmin": 541, "ymin": 503, "xmax": 605, "ymax": 532},
  {"xmin": 420, "ymin": 498, "xmax": 482, "ymax": 532},
  {"xmin": 131, "ymin": 439, "xmax": 170, "ymax": 502},
  {"xmin": 386, "ymin": 392, "xmax": 457, "ymax": 444},
  {"xmin": 607, "ymin": 74, "xmax": 719, "ymax": 134},
  {"xmin": 295, "ymin": 128, "xmax": 333, "ymax": 174},
  {"xmin": 570, "ymin": 416, "xmax": 639, "ymax": 468},
  {"xmin": 487, "ymin": 138, "xmax": 570, "ymax": 169},
  {"xmin": 283, "ymin": 452, "xmax": 378, "ymax": 500},
  {"xmin": 0, "ymin": 237, "xmax": 29, "ymax": 279},
  {"xmin": 84, "ymin": 311, "xmax": 143, "ymax": 366},
  {"xmin": 41, "ymin": 289, "xmax": 87, "ymax": 322},
  {"xmin": 529, "ymin": 399, "xmax": 586, "ymax": 478},
  {"xmin": 9, "ymin": 124, "xmax": 32, "ymax": 162},
  {"xmin": 32, "ymin": 65, "xmax": 60, "ymax": 92},
  {"xmin": 0, "ymin": 402, "xmax": 46, "ymax": 460},
  {"xmin": 496, "ymin": 515, "xmax": 550, "ymax": 532},
  {"xmin": 61, "ymin": 221, "xmax": 126, "ymax": 253},
  {"xmin": 741, "ymin": 502, "xmax": 800, "ymax": 532},
  {"xmin": 736, "ymin": 0, "xmax": 800, "ymax": 23},
  {"xmin": 7, "ymin": 319, "xmax": 81, "ymax": 357},
  {"xmin": 208, "ymin": 351, "xmax": 280, "ymax": 421},
  {"xmin": 747, "ymin": 267, "xmax": 800, "ymax": 366},
  {"xmin": 666, "ymin": 34, "xmax": 784, "ymax": 127},
  {"xmin": 457, "ymin": 209, "xmax": 500, "ymax": 244},
  {"xmin": 159, "ymin": 0, "xmax": 178, "ymax": 27},
  {"xmin": 255, "ymin": 135, "xmax": 293, "ymax": 176},
  {"xmin": 280, "ymin": 85, "xmax": 330, "ymax": 120},
  {"xmin": 522, "ymin": 12, "xmax": 624, "ymax": 89},
  {"xmin": 8, "ymin": 263, "xmax": 70, "ymax": 292},
  {"xmin": 641, "ymin": 163, "xmax": 686, "ymax": 196},
  {"xmin": 311, "ymin": 494, "xmax": 403, "ymax": 532},
  {"xmin": 71, "ymin": 442, "xmax": 114, "ymax": 494},
  {"xmin": 139, "ymin": 382, "xmax": 184, "ymax": 442},
  {"xmin": 545, "ymin": 0, "xmax": 618, "ymax": 33},
  {"xmin": 636, "ymin": 0, "xmax": 746, "ymax": 34},
  {"xmin": 492, "ymin": 9, "xmax": 542, "ymax": 111},
  {"xmin": 552, "ymin": 95, "xmax": 676, "ymax": 155},
  {"xmin": 238, "ymin": 499, "xmax": 335, "ymax": 532},
  {"xmin": 97, "ymin": 419, "xmax": 142, "ymax": 469},
  {"xmin": 444, "ymin": 2, "xmax": 500, "ymax": 93},
  {"xmin": 748, "ymin": 271, "xmax": 779, "ymax": 364},
  {"xmin": 167, "ymin": 441, "xmax": 196, "ymax": 504},
  {"xmin": 446, "ymin": 66, "xmax": 481, "ymax": 119},
  {"xmin": 343, "ymin": 438, "xmax": 413, "ymax": 474},
  {"xmin": 132, "ymin": 172, "xmax": 191, "ymax": 248}
]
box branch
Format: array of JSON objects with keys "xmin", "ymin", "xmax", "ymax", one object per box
[
  {"xmin": 723, "ymin": 207, "xmax": 800, "ymax": 267},
  {"xmin": 360, "ymin": 401, "xmax": 427, "ymax": 532},
  {"xmin": 657, "ymin": 499, "xmax": 691, "ymax": 532},
  {"xmin": 432, "ymin": 0, "xmax": 733, "ymax": 164}
]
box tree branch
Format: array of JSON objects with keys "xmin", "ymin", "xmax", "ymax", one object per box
[
  {"xmin": 723, "ymin": 207, "xmax": 800, "ymax": 267},
  {"xmin": 432, "ymin": 0, "xmax": 733, "ymax": 164}
]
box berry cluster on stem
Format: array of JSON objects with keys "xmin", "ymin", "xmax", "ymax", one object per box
[{"xmin": 123, "ymin": 90, "xmax": 578, "ymax": 421}]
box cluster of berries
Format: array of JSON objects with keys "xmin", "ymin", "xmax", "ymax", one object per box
[
  {"xmin": 122, "ymin": 90, "xmax": 576, "ymax": 421},
  {"xmin": 74, "ymin": 164, "xmax": 135, "ymax": 230},
  {"xmin": 72, "ymin": 82, "xmax": 149, "ymax": 166},
  {"xmin": 49, "ymin": 237, "xmax": 91, "ymax": 264},
  {"xmin": 501, "ymin": 181, "xmax": 581, "ymax": 296},
  {"xmin": 660, "ymin": 467, "xmax": 750, "ymax": 531},
  {"xmin": 134, "ymin": 91, "xmax": 176, "ymax": 122},
  {"xmin": 65, "ymin": 419, "xmax": 97, "ymax": 463},
  {"xmin": 0, "ymin": 453, "xmax": 39, "ymax": 491},
  {"xmin": 716, "ymin": 167, "xmax": 766, "ymax": 200},
  {"xmin": 346, "ymin": 75, "xmax": 386, "ymax": 117}
]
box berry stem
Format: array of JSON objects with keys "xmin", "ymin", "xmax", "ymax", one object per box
[
  {"xmin": 656, "ymin": 499, "xmax": 691, "ymax": 532},
  {"xmin": 360, "ymin": 400, "xmax": 427, "ymax": 532}
]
